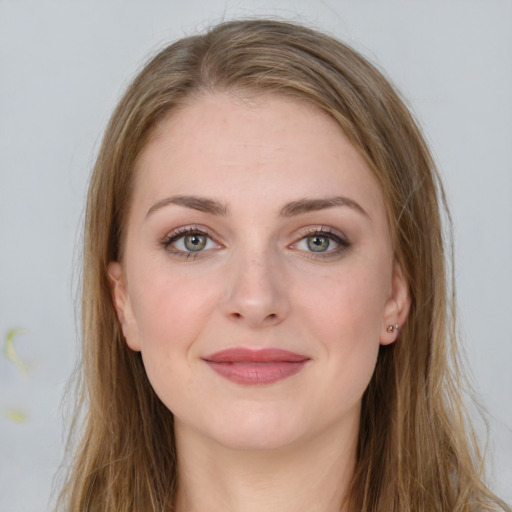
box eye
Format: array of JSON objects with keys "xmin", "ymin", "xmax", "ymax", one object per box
[
  {"xmin": 162, "ymin": 227, "xmax": 221, "ymax": 256},
  {"xmin": 180, "ymin": 234, "xmax": 208, "ymax": 251},
  {"xmin": 292, "ymin": 228, "xmax": 350, "ymax": 258},
  {"xmin": 305, "ymin": 234, "xmax": 333, "ymax": 252}
]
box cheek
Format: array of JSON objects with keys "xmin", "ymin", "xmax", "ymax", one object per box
[
  {"xmin": 127, "ymin": 263, "xmax": 221, "ymax": 381},
  {"xmin": 296, "ymin": 259, "xmax": 389, "ymax": 399},
  {"xmin": 127, "ymin": 270, "xmax": 223, "ymax": 412},
  {"xmin": 131, "ymin": 270, "xmax": 220, "ymax": 347},
  {"xmin": 302, "ymin": 264, "xmax": 386, "ymax": 344}
]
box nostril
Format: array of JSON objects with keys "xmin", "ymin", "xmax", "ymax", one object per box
[{"xmin": 229, "ymin": 312, "xmax": 278, "ymax": 322}]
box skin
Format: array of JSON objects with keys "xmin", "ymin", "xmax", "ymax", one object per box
[{"xmin": 109, "ymin": 92, "xmax": 410, "ymax": 512}]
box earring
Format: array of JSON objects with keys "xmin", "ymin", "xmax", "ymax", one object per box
[{"xmin": 386, "ymin": 324, "xmax": 399, "ymax": 333}]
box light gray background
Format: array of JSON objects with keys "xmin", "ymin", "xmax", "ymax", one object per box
[{"xmin": 0, "ymin": 1, "xmax": 511, "ymax": 510}]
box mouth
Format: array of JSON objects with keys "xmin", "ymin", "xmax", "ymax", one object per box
[{"xmin": 202, "ymin": 347, "xmax": 310, "ymax": 385}]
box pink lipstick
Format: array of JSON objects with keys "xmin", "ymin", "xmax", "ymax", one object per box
[{"xmin": 202, "ymin": 348, "xmax": 310, "ymax": 385}]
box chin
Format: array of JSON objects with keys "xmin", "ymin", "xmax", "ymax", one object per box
[
  {"xmin": 212, "ymin": 423, "xmax": 304, "ymax": 452},
  {"xmin": 176, "ymin": 403, "xmax": 309, "ymax": 453}
]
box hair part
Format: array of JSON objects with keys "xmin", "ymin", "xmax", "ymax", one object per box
[{"xmin": 58, "ymin": 18, "xmax": 510, "ymax": 511}]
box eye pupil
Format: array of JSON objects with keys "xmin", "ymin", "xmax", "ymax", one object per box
[
  {"xmin": 184, "ymin": 234, "xmax": 207, "ymax": 251},
  {"xmin": 307, "ymin": 235, "xmax": 330, "ymax": 252}
]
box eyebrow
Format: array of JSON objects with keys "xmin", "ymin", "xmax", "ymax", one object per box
[
  {"xmin": 146, "ymin": 194, "xmax": 369, "ymax": 219},
  {"xmin": 279, "ymin": 196, "xmax": 370, "ymax": 218},
  {"xmin": 146, "ymin": 195, "xmax": 229, "ymax": 217}
]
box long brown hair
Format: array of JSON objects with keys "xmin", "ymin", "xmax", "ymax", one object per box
[{"xmin": 58, "ymin": 19, "xmax": 510, "ymax": 511}]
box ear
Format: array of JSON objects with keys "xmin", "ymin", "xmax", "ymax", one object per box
[
  {"xmin": 107, "ymin": 261, "xmax": 141, "ymax": 352},
  {"xmin": 379, "ymin": 260, "xmax": 411, "ymax": 346}
]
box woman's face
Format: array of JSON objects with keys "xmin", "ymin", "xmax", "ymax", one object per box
[{"xmin": 109, "ymin": 92, "xmax": 409, "ymax": 451}]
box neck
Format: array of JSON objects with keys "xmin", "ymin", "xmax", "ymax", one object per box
[{"xmin": 173, "ymin": 420, "xmax": 358, "ymax": 512}]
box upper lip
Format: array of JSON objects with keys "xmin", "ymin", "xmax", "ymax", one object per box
[{"xmin": 203, "ymin": 347, "xmax": 310, "ymax": 363}]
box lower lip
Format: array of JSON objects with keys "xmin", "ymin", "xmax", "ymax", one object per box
[{"xmin": 204, "ymin": 360, "xmax": 308, "ymax": 385}]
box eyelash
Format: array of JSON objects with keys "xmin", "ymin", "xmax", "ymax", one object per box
[
  {"xmin": 292, "ymin": 226, "xmax": 351, "ymax": 260},
  {"xmin": 161, "ymin": 225, "xmax": 218, "ymax": 260},
  {"xmin": 160, "ymin": 225, "xmax": 351, "ymax": 260}
]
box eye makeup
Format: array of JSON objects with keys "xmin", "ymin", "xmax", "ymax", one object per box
[
  {"xmin": 290, "ymin": 225, "xmax": 351, "ymax": 261},
  {"xmin": 160, "ymin": 223, "xmax": 351, "ymax": 262},
  {"xmin": 160, "ymin": 225, "xmax": 222, "ymax": 260}
]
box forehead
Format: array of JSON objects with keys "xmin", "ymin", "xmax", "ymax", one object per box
[{"xmin": 132, "ymin": 91, "xmax": 386, "ymax": 220}]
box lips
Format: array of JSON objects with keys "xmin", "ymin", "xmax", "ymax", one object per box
[{"xmin": 202, "ymin": 347, "xmax": 310, "ymax": 385}]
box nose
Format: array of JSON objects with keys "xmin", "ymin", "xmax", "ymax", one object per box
[{"xmin": 222, "ymin": 247, "xmax": 290, "ymax": 328}]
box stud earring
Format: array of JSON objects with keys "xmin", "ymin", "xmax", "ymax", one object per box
[{"xmin": 386, "ymin": 324, "xmax": 399, "ymax": 333}]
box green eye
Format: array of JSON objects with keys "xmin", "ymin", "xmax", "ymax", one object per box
[
  {"xmin": 307, "ymin": 235, "xmax": 331, "ymax": 252},
  {"xmin": 184, "ymin": 234, "xmax": 207, "ymax": 251},
  {"xmin": 163, "ymin": 227, "xmax": 220, "ymax": 257}
]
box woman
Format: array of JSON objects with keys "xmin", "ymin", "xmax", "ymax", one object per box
[{"xmin": 59, "ymin": 19, "xmax": 510, "ymax": 511}]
